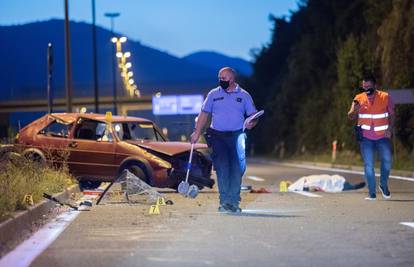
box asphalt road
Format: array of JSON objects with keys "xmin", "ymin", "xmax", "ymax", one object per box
[{"xmin": 30, "ymin": 160, "xmax": 414, "ymax": 267}]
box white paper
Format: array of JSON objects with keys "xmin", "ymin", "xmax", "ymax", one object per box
[{"xmin": 243, "ymin": 110, "xmax": 264, "ymax": 131}]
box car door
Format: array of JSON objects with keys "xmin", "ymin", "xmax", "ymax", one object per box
[
  {"xmin": 68, "ymin": 118, "xmax": 117, "ymax": 179},
  {"xmin": 35, "ymin": 119, "xmax": 72, "ymax": 164}
]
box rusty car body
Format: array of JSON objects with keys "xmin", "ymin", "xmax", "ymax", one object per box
[{"xmin": 15, "ymin": 113, "xmax": 214, "ymax": 189}]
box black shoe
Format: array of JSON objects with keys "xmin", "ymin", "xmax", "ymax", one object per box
[
  {"xmin": 218, "ymin": 203, "xmax": 232, "ymax": 212},
  {"xmin": 379, "ymin": 185, "xmax": 391, "ymax": 199},
  {"xmin": 365, "ymin": 193, "xmax": 376, "ymax": 200},
  {"xmin": 229, "ymin": 205, "xmax": 242, "ymax": 213}
]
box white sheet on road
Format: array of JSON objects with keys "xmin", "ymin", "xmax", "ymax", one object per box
[{"xmin": 288, "ymin": 174, "xmax": 346, "ymax": 193}]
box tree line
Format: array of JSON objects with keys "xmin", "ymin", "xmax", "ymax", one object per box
[{"xmin": 245, "ymin": 0, "xmax": 414, "ymax": 158}]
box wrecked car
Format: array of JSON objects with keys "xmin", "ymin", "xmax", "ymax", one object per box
[{"xmin": 14, "ymin": 113, "xmax": 214, "ymax": 190}]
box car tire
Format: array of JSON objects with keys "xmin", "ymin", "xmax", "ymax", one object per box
[
  {"xmin": 23, "ymin": 151, "xmax": 46, "ymax": 165},
  {"xmin": 126, "ymin": 164, "xmax": 149, "ymax": 184}
]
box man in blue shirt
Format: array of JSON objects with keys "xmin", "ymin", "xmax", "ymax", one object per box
[{"xmin": 191, "ymin": 67, "xmax": 258, "ymax": 213}]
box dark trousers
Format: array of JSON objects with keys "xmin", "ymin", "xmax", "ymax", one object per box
[{"xmin": 209, "ymin": 130, "xmax": 244, "ymax": 207}]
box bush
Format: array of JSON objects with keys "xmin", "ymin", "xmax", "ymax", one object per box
[{"xmin": 0, "ymin": 155, "xmax": 75, "ymax": 221}]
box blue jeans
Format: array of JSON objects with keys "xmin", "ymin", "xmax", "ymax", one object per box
[
  {"xmin": 359, "ymin": 137, "xmax": 392, "ymax": 195},
  {"xmin": 210, "ymin": 132, "xmax": 244, "ymax": 207}
]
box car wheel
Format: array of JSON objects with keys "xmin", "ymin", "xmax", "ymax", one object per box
[
  {"xmin": 126, "ymin": 165, "xmax": 149, "ymax": 184},
  {"xmin": 24, "ymin": 151, "xmax": 46, "ymax": 165}
]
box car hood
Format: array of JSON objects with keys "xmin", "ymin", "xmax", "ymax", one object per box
[{"xmin": 125, "ymin": 141, "xmax": 207, "ymax": 156}]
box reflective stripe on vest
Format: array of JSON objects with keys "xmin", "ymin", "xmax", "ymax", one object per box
[
  {"xmin": 360, "ymin": 124, "xmax": 371, "ymax": 130},
  {"xmin": 358, "ymin": 112, "xmax": 389, "ymax": 119},
  {"xmin": 374, "ymin": 125, "xmax": 388, "ymax": 131}
]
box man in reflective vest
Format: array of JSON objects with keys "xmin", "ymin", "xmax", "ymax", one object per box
[{"xmin": 348, "ymin": 74, "xmax": 394, "ymax": 200}]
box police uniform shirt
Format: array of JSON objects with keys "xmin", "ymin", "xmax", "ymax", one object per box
[{"xmin": 201, "ymin": 84, "xmax": 257, "ymax": 131}]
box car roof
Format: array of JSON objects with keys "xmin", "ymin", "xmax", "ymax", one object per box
[{"xmin": 50, "ymin": 113, "xmax": 153, "ymax": 124}]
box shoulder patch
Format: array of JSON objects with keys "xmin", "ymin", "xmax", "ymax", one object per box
[{"xmin": 236, "ymin": 97, "xmax": 242, "ymax": 102}]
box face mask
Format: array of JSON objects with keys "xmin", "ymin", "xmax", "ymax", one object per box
[
  {"xmin": 364, "ymin": 87, "xmax": 375, "ymax": 96},
  {"xmin": 219, "ymin": 80, "xmax": 230, "ymax": 90}
]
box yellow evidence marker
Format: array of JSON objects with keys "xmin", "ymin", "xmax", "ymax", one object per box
[
  {"xmin": 105, "ymin": 111, "xmax": 113, "ymax": 123},
  {"xmin": 156, "ymin": 197, "xmax": 166, "ymax": 206},
  {"xmin": 23, "ymin": 194, "xmax": 34, "ymax": 206},
  {"xmin": 148, "ymin": 204, "xmax": 160, "ymax": 215},
  {"xmin": 279, "ymin": 181, "xmax": 288, "ymax": 192}
]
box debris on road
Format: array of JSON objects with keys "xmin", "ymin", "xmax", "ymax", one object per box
[
  {"xmin": 250, "ymin": 187, "xmax": 271, "ymax": 193},
  {"xmin": 42, "ymin": 193, "xmax": 85, "ymax": 211},
  {"xmin": 96, "ymin": 170, "xmax": 170, "ymax": 205}
]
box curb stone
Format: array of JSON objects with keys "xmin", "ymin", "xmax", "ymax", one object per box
[{"xmin": 0, "ymin": 184, "xmax": 80, "ymax": 258}]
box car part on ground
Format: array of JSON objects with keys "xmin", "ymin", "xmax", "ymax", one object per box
[
  {"xmin": 43, "ymin": 193, "xmax": 80, "ymax": 210},
  {"xmin": 96, "ymin": 169, "xmax": 169, "ymax": 205}
]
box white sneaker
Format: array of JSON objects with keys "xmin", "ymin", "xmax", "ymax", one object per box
[
  {"xmin": 379, "ymin": 185, "xmax": 391, "ymax": 199},
  {"xmin": 365, "ymin": 193, "xmax": 376, "ymax": 200}
]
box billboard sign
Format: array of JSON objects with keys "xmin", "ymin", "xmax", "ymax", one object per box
[{"xmin": 152, "ymin": 94, "xmax": 203, "ymax": 115}]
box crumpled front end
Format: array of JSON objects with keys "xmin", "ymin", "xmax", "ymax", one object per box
[{"xmin": 169, "ymin": 148, "xmax": 214, "ymax": 189}]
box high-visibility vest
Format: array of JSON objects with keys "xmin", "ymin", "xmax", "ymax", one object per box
[{"xmin": 354, "ymin": 90, "xmax": 389, "ymax": 136}]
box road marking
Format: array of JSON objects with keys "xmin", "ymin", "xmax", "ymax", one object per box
[
  {"xmin": 400, "ymin": 222, "xmax": 414, "ymax": 229},
  {"xmin": 291, "ymin": 191, "xmax": 322, "ymax": 198},
  {"xmin": 242, "ymin": 209, "xmax": 308, "ymax": 213},
  {"xmin": 281, "ymin": 163, "xmax": 414, "ymax": 182},
  {"xmin": 0, "ymin": 210, "xmax": 80, "ymax": 267},
  {"xmin": 246, "ymin": 176, "xmax": 265, "ymax": 182}
]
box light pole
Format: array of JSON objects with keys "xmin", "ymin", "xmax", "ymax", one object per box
[
  {"xmin": 47, "ymin": 43, "xmax": 53, "ymax": 114},
  {"xmin": 64, "ymin": 0, "xmax": 73, "ymax": 112},
  {"xmin": 104, "ymin": 12, "xmax": 120, "ymax": 114},
  {"xmin": 92, "ymin": 0, "xmax": 99, "ymax": 113}
]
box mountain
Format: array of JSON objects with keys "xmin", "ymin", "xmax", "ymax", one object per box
[
  {"xmin": 0, "ymin": 19, "xmax": 218, "ymax": 101},
  {"xmin": 182, "ymin": 51, "xmax": 253, "ymax": 77}
]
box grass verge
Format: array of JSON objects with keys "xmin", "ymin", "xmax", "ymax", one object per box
[{"xmin": 0, "ymin": 155, "xmax": 75, "ymax": 222}]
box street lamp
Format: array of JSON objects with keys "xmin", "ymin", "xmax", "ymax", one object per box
[
  {"xmin": 104, "ymin": 12, "xmax": 120, "ymax": 114},
  {"xmin": 110, "ymin": 34, "xmax": 140, "ymax": 98}
]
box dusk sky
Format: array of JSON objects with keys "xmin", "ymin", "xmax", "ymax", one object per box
[{"xmin": 0, "ymin": 0, "xmax": 298, "ymax": 61}]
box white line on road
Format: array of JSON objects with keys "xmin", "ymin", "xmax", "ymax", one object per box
[
  {"xmin": 0, "ymin": 210, "xmax": 80, "ymax": 267},
  {"xmin": 400, "ymin": 222, "xmax": 414, "ymax": 229},
  {"xmin": 242, "ymin": 209, "xmax": 309, "ymax": 213},
  {"xmin": 246, "ymin": 176, "xmax": 265, "ymax": 182},
  {"xmin": 291, "ymin": 191, "xmax": 322, "ymax": 198},
  {"xmin": 281, "ymin": 163, "xmax": 414, "ymax": 182}
]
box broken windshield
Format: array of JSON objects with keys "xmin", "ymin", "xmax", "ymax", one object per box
[{"xmin": 113, "ymin": 122, "xmax": 165, "ymax": 142}]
